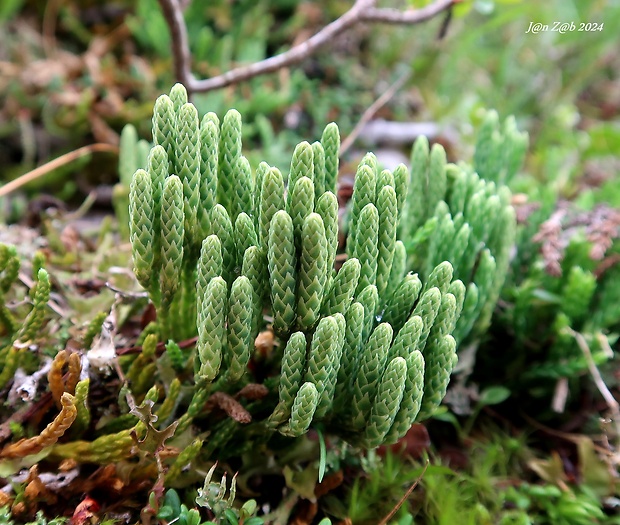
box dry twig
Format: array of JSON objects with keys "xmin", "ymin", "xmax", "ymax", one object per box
[
  {"xmin": 340, "ymin": 69, "xmax": 412, "ymax": 155},
  {"xmin": 566, "ymin": 326, "xmax": 620, "ymax": 450},
  {"xmin": 0, "ymin": 144, "xmax": 118, "ymax": 198},
  {"xmin": 157, "ymin": 0, "xmax": 456, "ymax": 94},
  {"xmin": 377, "ymin": 459, "xmax": 429, "ymax": 525}
]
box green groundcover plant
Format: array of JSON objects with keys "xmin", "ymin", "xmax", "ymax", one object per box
[
  {"xmin": 400, "ymin": 111, "xmax": 525, "ymax": 345},
  {"xmin": 126, "ymin": 83, "xmax": 461, "ymax": 446},
  {"xmin": 0, "ymin": 85, "xmax": 526, "ymax": 523},
  {"xmin": 477, "ymin": 198, "xmax": 620, "ymax": 408}
]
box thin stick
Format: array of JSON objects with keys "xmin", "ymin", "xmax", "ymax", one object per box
[
  {"xmin": 0, "ymin": 144, "xmax": 118, "ymax": 198},
  {"xmin": 567, "ymin": 326, "xmax": 620, "ymax": 449},
  {"xmin": 378, "ymin": 459, "xmax": 429, "ymax": 525},
  {"xmin": 362, "ymin": 2, "xmax": 459, "ymax": 24},
  {"xmin": 521, "ymin": 411, "xmax": 616, "ymax": 457},
  {"xmin": 156, "ymin": 0, "xmax": 194, "ymax": 87},
  {"xmin": 157, "ymin": 0, "xmax": 455, "ymax": 94},
  {"xmin": 340, "ymin": 69, "xmax": 412, "ymax": 155}
]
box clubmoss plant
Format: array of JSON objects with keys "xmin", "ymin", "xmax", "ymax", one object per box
[
  {"xmin": 398, "ymin": 112, "xmax": 526, "ymax": 343},
  {"xmin": 0, "ymin": 246, "xmax": 51, "ymax": 389},
  {"xmin": 123, "ymin": 83, "xmax": 464, "ymax": 452},
  {"xmin": 113, "ymin": 124, "xmax": 151, "ymax": 238},
  {"xmin": 0, "ymin": 86, "xmax": 524, "ymax": 523}
]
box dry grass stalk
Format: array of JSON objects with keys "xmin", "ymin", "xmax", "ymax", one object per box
[{"xmin": 0, "ymin": 393, "xmax": 77, "ymax": 459}]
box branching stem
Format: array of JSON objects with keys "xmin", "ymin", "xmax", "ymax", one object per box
[
  {"xmin": 156, "ymin": 0, "xmax": 456, "ymax": 94},
  {"xmin": 567, "ymin": 327, "xmax": 620, "ymax": 450}
]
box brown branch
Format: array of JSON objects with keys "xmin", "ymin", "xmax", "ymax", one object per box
[
  {"xmin": 340, "ymin": 69, "xmax": 412, "ymax": 155},
  {"xmin": 156, "ymin": 0, "xmax": 194, "ymax": 87},
  {"xmin": 362, "ymin": 1, "xmax": 459, "ymax": 24},
  {"xmin": 158, "ymin": 0, "xmax": 456, "ymax": 94}
]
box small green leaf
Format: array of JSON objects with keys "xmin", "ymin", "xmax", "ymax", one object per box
[
  {"xmin": 478, "ymin": 386, "xmax": 511, "ymax": 406},
  {"xmin": 244, "ymin": 518, "xmax": 265, "ymax": 525},
  {"xmin": 224, "ymin": 508, "xmax": 239, "ymax": 525},
  {"xmin": 156, "ymin": 506, "xmax": 174, "ymax": 520},
  {"xmin": 240, "ymin": 499, "xmax": 257, "ymax": 519},
  {"xmin": 186, "ymin": 509, "xmax": 202, "ymax": 525},
  {"xmin": 162, "ymin": 489, "xmax": 181, "ymax": 515},
  {"xmin": 317, "ymin": 426, "xmax": 327, "ymax": 483}
]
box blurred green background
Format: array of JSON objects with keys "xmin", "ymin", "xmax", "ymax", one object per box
[{"xmin": 1, "ymin": 0, "xmax": 617, "ymax": 205}]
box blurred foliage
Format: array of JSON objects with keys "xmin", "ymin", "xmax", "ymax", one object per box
[
  {"xmin": 1, "ymin": 0, "xmax": 618, "ymax": 206},
  {"xmin": 417, "ymin": 434, "xmax": 615, "ymax": 525},
  {"xmin": 0, "ymin": 0, "xmax": 380, "ymax": 191},
  {"xmin": 474, "ymin": 199, "xmax": 620, "ymax": 416}
]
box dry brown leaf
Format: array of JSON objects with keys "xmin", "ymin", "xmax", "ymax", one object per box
[
  {"xmin": 207, "ymin": 392, "xmax": 252, "ymax": 423},
  {"xmin": 72, "ymin": 495, "xmax": 101, "ymax": 525},
  {"xmin": 378, "ymin": 424, "xmax": 430, "ymax": 460},
  {"xmin": 528, "ymin": 450, "xmax": 569, "ymax": 487},
  {"xmin": 23, "ymin": 465, "xmax": 58, "ymax": 507},
  {"xmin": 314, "ymin": 470, "xmax": 343, "ymax": 498},
  {"xmin": 255, "ymin": 330, "xmax": 275, "ymax": 358},
  {"xmin": 236, "ymin": 383, "xmax": 269, "ymax": 400},
  {"xmin": 0, "ymin": 491, "xmax": 12, "ymax": 507},
  {"xmin": 289, "ymin": 499, "xmax": 318, "ymax": 525}
]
